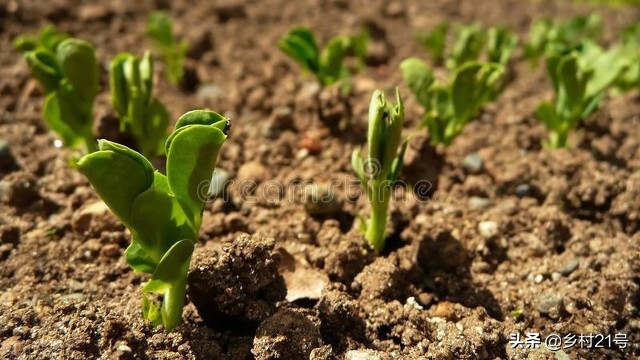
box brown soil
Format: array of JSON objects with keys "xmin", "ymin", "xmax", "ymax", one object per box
[{"xmin": 1, "ymin": 0, "xmax": 639, "ymax": 359}]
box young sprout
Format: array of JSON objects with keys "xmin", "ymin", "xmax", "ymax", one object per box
[
  {"xmin": 77, "ymin": 110, "xmax": 229, "ymax": 331},
  {"xmin": 110, "ymin": 52, "xmax": 169, "ymax": 157},
  {"xmin": 401, "ymin": 57, "xmax": 504, "ymax": 146},
  {"xmin": 146, "ymin": 11, "xmax": 188, "ymax": 85},
  {"xmin": 277, "ymin": 27, "xmax": 367, "ymax": 87},
  {"xmin": 536, "ymin": 44, "xmax": 628, "ymax": 148},
  {"xmin": 416, "ymin": 22, "xmax": 517, "ymax": 71},
  {"xmin": 13, "ymin": 25, "xmax": 69, "ymax": 53},
  {"xmin": 447, "ymin": 23, "xmax": 485, "ymax": 70},
  {"xmin": 16, "ymin": 34, "xmax": 99, "ymax": 153},
  {"xmin": 524, "ymin": 14, "xmax": 602, "ymax": 66},
  {"xmin": 352, "ymin": 89, "xmax": 407, "ymax": 253},
  {"xmin": 416, "ymin": 22, "xmax": 449, "ymax": 65},
  {"xmin": 615, "ymin": 23, "xmax": 640, "ymax": 92},
  {"xmin": 487, "ymin": 26, "xmax": 519, "ymax": 66}
]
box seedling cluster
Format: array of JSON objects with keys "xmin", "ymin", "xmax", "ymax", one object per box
[
  {"xmin": 278, "ymin": 27, "xmax": 368, "ymax": 87},
  {"xmin": 13, "ymin": 10, "xmax": 640, "ymax": 332},
  {"xmin": 417, "ymin": 22, "xmax": 519, "ymax": 69}
]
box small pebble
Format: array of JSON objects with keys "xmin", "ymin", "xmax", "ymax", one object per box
[
  {"xmin": 116, "ymin": 344, "xmax": 132, "ymax": 353},
  {"xmin": 462, "ymin": 153, "xmax": 483, "ymax": 174},
  {"xmin": 551, "ymin": 272, "xmax": 562, "ymax": 282},
  {"xmin": 406, "ymin": 297, "xmax": 424, "ymax": 310},
  {"xmin": 534, "ymin": 274, "xmax": 544, "ymax": 283},
  {"xmin": 101, "ymin": 244, "xmax": 121, "ymax": 259},
  {"xmin": 558, "ymin": 258, "xmax": 579, "ymax": 276},
  {"xmin": 515, "ymin": 183, "xmax": 531, "ymax": 197},
  {"xmin": 303, "ymin": 183, "xmax": 343, "ymax": 216},
  {"xmin": 469, "ymin": 196, "xmax": 491, "ymax": 209},
  {"xmin": 536, "ymin": 292, "xmax": 563, "ymax": 314},
  {"xmin": 478, "ymin": 221, "xmax": 498, "ymax": 239}
]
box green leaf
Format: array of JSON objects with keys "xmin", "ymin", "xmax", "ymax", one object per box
[
  {"xmin": 171, "ymin": 109, "xmax": 228, "ymax": 131},
  {"xmin": 416, "ymin": 22, "xmax": 449, "ymax": 64},
  {"xmin": 13, "ymin": 35, "xmax": 38, "ymax": 53},
  {"xmin": 143, "ymin": 239, "xmax": 194, "ymax": 294},
  {"xmin": 400, "ymin": 57, "xmax": 435, "ymax": 109},
  {"xmin": 452, "ymin": 62, "xmax": 484, "ymax": 119},
  {"xmin": 144, "ymin": 239, "xmax": 193, "ymax": 331},
  {"xmin": 125, "ymin": 241, "xmax": 157, "ymax": 273},
  {"xmin": 140, "ymin": 99, "xmax": 169, "ymax": 156},
  {"xmin": 129, "ymin": 187, "xmax": 194, "ymax": 262},
  {"xmin": 449, "ymin": 23, "xmax": 485, "ymax": 69},
  {"xmin": 278, "ymin": 27, "xmax": 320, "ymax": 74},
  {"xmin": 25, "ymin": 50, "xmax": 63, "ymax": 93},
  {"xmin": 109, "ymin": 53, "xmax": 131, "ymax": 119},
  {"xmin": 535, "ymin": 102, "xmax": 558, "ymax": 130},
  {"xmin": 42, "ymin": 93, "xmax": 80, "ymax": 146},
  {"xmin": 146, "ymin": 11, "xmax": 174, "ymax": 47},
  {"xmin": 351, "ymin": 147, "xmax": 365, "ymax": 183},
  {"xmin": 319, "ymin": 36, "xmax": 349, "ymax": 84},
  {"xmin": 142, "ymin": 294, "xmax": 163, "ymax": 326},
  {"xmin": 388, "ymin": 139, "xmax": 408, "ymax": 182},
  {"xmin": 487, "ymin": 26, "xmax": 518, "ymax": 65},
  {"xmin": 77, "ymin": 140, "xmax": 154, "ymax": 224},
  {"xmin": 556, "ymin": 55, "xmax": 587, "ymax": 114},
  {"xmin": 57, "ymin": 38, "xmax": 99, "ymax": 102},
  {"xmin": 166, "ymin": 113, "xmax": 227, "ymax": 226}
]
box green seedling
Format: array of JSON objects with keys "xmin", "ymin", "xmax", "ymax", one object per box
[
  {"xmin": 447, "ymin": 23, "xmax": 485, "ymax": 70},
  {"xmin": 110, "ymin": 52, "xmax": 169, "ymax": 157},
  {"xmin": 352, "ymin": 89, "xmax": 407, "ymax": 253},
  {"xmin": 277, "ymin": 27, "xmax": 367, "ymax": 87},
  {"xmin": 536, "ymin": 44, "xmax": 628, "ymax": 148},
  {"xmin": 524, "ymin": 14, "xmax": 602, "ymax": 66},
  {"xmin": 401, "ymin": 57, "xmax": 504, "ymax": 146},
  {"xmin": 77, "ymin": 110, "xmax": 229, "ymax": 331},
  {"xmin": 416, "ymin": 22, "xmax": 449, "ymax": 65},
  {"xmin": 487, "ymin": 26, "xmax": 519, "ymax": 65},
  {"xmin": 615, "ymin": 24, "xmax": 640, "ymax": 91},
  {"xmin": 17, "ymin": 35, "xmax": 99, "ymax": 152},
  {"xmin": 13, "ymin": 25, "xmax": 69, "ymax": 53},
  {"xmin": 146, "ymin": 11, "xmax": 187, "ymax": 85},
  {"xmin": 416, "ymin": 22, "xmax": 517, "ymax": 71}
]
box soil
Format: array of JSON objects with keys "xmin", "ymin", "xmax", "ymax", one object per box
[{"xmin": 1, "ymin": 0, "xmax": 639, "ymax": 359}]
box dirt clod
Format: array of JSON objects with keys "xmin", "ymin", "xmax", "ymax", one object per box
[
  {"xmin": 188, "ymin": 234, "xmax": 286, "ymax": 330},
  {"xmin": 252, "ymin": 308, "xmax": 322, "ymax": 360}
]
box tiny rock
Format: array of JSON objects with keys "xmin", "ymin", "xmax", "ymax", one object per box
[
  {"xmin": 536, "ymin": 292, "xmax": 563, "ymax": 315},
  {"xmin": 433, "ymin": 301, "xmax": 457, "ymax": 321},
  {"xmin": 469, "ymin": 196, "xmax": 491, "ymax": 209},
  {"xmin": 478, "ymin": 221, "xmax": 499, "ymax": 239},
  {"xmin": 462, "ymin": 153, "xmax": 484, "ymax": 174},
  {"xmin": 303, "ymin": 183, "xmax": 343, "ymax": 216},
  {"xmin": 236, "ymin": 161, "xmax": 269, "ymax": 185},
  {"xmin": 515, "ymin": 183, "xmax": 531, "ymax": 197},
  {"xmin": 101, "ymin": 243, "xmax": 121, "ymax": 259},
  {"xmin": 345, "ymin": 349, "xmax": 390, "ymax": 360},
  {"xmin": 298, "ymin": 136, "xmax": 323, "ymax": 155},
  {"xmin": 558, "ymin": 257, "xmax": 579, "ymax": 276}
]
